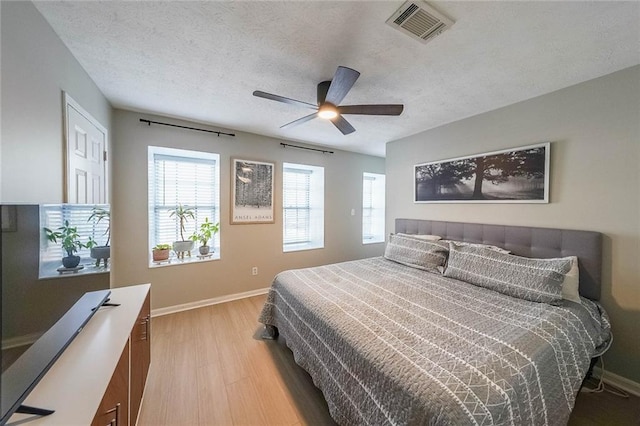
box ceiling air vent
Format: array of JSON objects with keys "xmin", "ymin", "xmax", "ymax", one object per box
[{"xmin": 386, "ymin": 1, "xmax": 454, "ymax": 44}]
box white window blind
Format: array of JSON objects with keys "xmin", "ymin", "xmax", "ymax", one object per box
[
  {"xmin": 40, "ymin": 204, "xmax": 110, "ymax": 263},
  {"xmin": 283, "ymin": 163, "xmax": 324, "ymax": 251},
  {"xmin": 363, "ymin": 172, "xmax": 385, "ymax": 244},
  {"xmin": 148, "ymin": 147, "xmax": 220, "ymax": 263}
]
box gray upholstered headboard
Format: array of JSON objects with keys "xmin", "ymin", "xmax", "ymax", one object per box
[{"xmin": 395, "ymin": 218, "xmax": 603, "ymax": 300}]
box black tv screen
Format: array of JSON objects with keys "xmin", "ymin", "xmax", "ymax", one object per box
[
  {"xmin": 0, "ymin": 290, "xmax": 110, "ymax": 424},
  {"xmin": 1, "ymin": 205, "xmax": 110, "ymax": 424}
]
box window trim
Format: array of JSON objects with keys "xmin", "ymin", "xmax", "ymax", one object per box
[
  {"xmin": 282, "ymin": 162, "xmax": 324, "ymax": 252},
  {"xmin": 362, "ymin": 172, "xmax": 385, "ymax": 244},
  {"xmin": 148, "ymin": 146, "xmax": 221, "ymax": 267},
  {"xmin": 39, "ymin": 203, "xmax": 111, "ymax": 279}
]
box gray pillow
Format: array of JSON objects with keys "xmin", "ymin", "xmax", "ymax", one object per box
[
  {"xmin": 444, "ymin": 240, "xmax": 510, "ymax": 254},
  {"xmin": 384, "ymin": 234, "xmax": 448, "ymax": 272},
  {"xmin": 444, "ymin": 244, "xmax": 573, "ymax": 304}
]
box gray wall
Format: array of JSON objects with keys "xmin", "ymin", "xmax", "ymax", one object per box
[
  {"xmin": 386, "ymin": 65, "xmax": 640, "ymax": 383},
  {"xmin": 111, "ymin": 110, "xmax": 385, "ymax": 309},
  {"xmin": 0, "ymin": 0, "xmax": 114, "ymax": 324},
  {"xmin": 0, "ymin": 1, "xmax": 112, "ymax": 203}
]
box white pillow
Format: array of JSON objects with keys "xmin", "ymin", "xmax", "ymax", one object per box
[
  {"xmin": 561, "ymin": 256, "xmax": 581, "ymax": 304},
  {"xmin": 397, "ymin": 233, "xmax": 441, "ymax": 241}
]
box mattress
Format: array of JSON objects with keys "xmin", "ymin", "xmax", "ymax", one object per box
[{"xmin": 258, "ymin": 257, "xmax": 611, "ymax": 426}]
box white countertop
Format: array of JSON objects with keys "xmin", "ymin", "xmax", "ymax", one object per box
[{"xmin": 8, "ymin": 284, "xmax": 150, "ymax": 426}]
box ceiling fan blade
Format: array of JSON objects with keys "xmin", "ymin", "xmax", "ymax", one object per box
[
  {"xmin": 280, "ymin": 112, "xmax": 318, "ymax": 129},
  {"xmin": 253, "ymin": 91, "xmax": 317, "ymax": 110},
  {"xmin": 338, "ymin": 104, "xmax": 404, "ymax": 116},
  {"xmin": 317, "ymin": 81, "xmax": 330, "ymax": 105},
  {"xmin": 324, "ymin": 66, "xmax": 360, "ymax": 106},
  {"xmin": 331, "ymin": 115, "xmax": 356, "ymax": 135}
]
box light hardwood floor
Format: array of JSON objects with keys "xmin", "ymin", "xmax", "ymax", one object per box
[{"xmin": 138, "ymin": 295, "xmax": 639, "ymax": 426}]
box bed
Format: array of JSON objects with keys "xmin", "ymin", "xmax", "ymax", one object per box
[{"xmin": 258, "ymin": 219, "xmax": 611, "ymax": 425}]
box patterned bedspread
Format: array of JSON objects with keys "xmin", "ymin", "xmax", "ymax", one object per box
[{"xmin": 258, "ymin": 257, "xmax": 611, "ymax": 426}]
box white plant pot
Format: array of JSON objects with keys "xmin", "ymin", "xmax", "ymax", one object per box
[
  {"xmin": 90, "ymin": 246, "xmax": 111, "ymax": 264},
  {"xmin": 173, "ymin": 240, "xmax": 194, "ymax": 259}
]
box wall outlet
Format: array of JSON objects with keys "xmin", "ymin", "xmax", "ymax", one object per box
[
  {"xmin": 351, "ymin": 208, "xmax": 355, "ymax": 216},
  {"xmin": 252, "ymin": 267, "xmax": 258, "ymax": 276}
]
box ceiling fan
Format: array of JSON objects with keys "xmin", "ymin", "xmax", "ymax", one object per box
[{"xmin": 253, "ymin": 66, "xmax": 404, "ymax": 135}]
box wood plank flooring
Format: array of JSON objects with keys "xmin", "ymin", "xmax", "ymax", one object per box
[{"xmin": 138, "ymin": 295, "xmax": 639, "ymax": 426}]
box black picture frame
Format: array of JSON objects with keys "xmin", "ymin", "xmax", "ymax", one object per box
[
  {"xmin": 414, "ymin": 142, "xmax": 550, "ymax": 203},
  {"xmin": 231, "ymin": 158, "xmax": 275, "ymax": 224}
]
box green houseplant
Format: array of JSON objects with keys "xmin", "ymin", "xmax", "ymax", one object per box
[
  {"xmin": 190, "ymin": 217, "xmax": 219, "ymax": 255},
  {"xmin": 152, "ymin": 243, "xmax": 172, "ymax": 262},
  {"xmin": 88, "ymin": 207, "xmax": 110, "ymax": 267},
  {"xmin": 44, "ymin": 220, "xmax": 93, "ymax": 269},
  {"xmin": 169, "ymin": 204, "xmax": 195, "ymax": 259}
]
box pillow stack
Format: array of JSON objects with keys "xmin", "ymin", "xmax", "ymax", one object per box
[
  {"xmin": 444, "ymin": 243, "xmax": 573, "ymax": 304},
  {"xmin": 383, "ymin": 234, "xmax": 580, "ymax": 305},
  {"xmin": 384, "ymin": 234, "xmax": 448, "ymax": 273}
]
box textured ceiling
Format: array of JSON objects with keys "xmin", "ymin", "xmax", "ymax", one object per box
[{"xmin": 34, "ymin": 1, "xmax": 640, "ymax": 157}]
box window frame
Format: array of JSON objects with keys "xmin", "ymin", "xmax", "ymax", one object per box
[
  {"xmin": 362, "ymin": 172, "xmax": 385, "ymax": 244},
  {"xmin": 282, "ymin": 162, "xmax": 324, "ymax": 252},
  {"xmin": 39, "ymin": 203, "xmax": 110, "ymax": 278},
  {"xmin": 148, "ymin": 146, "xmax": 221, "ymax": 267}
]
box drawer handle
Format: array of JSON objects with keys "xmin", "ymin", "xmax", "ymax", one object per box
[
  {"xmin": 105, "ymin": 402, "xmax": 120, "ymax": 426},
  {"xmin": 142, "ymin": 315, "xmax": 150, "ymax": 341}
]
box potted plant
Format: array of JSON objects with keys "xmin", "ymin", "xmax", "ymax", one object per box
[
  {"xmin": 88, "ymin": 207, "xmax": 110, "ymax": 267},
  {"xmin": 169, "ymin": 204, "xmax": 195, "ymax": 259},
  {"xmin": 152, "ymin": 243, "xmax": 172, "ymax": 262},
  {"xmin": 44, "ymin": 220, "xmax": 92, "ymax": 269},
  {"xmin": 190, "ymin": 217, "xmax": 219, "ymax": 256}
]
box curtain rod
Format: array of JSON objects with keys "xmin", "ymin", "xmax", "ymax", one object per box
[
  {"xmin": 280, "ymin": 143, "xmax": 333, "ymax": 154},
  {"xmin": 139, "ymin": 118, "xmax": 235, "ymax": 137}
]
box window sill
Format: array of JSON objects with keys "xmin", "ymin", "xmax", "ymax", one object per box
[
  {"xmin": 363, "ymin": 239, "xmax": 385, "ymax": 245},
  {"xmin": 39, "ymin": 259, "xmax": 110, "ymax": 280},
  {"xmin": 283, "ymin": 243, "xmax": 324, "ymax": 253},
  {"xmin": 149, "ymin": 252, "xmax": 220, "ymax": 269}
]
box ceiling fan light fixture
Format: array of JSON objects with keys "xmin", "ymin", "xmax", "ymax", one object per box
[
  {"xmin": 318, "ymin": 104, "xmax": 338, "ymax": 120},
  {"xmin": 253, "ymin": 66, "xmax": 404, "ymax": 135}
]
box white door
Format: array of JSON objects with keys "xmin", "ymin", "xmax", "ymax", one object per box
[{"xmin": 65, "ymin": 93, "xmax": 108, "ymax": 204}]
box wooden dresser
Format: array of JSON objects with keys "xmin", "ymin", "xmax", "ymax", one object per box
[{"xmin": 9, "ymin": 284, "xmax": 151, "ymax": 426}]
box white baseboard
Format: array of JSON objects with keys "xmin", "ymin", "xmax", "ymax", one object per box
[
  {"xmin": 594, "ymin": 366, "xmax": 640, "ymax": 397},
  {"xmin": 2, "ymin": 332, "xmax": 41, "ymax": 350},
  {"xmin": 150, "ymin": 287, "xmax": 270, "ymax": 318}
]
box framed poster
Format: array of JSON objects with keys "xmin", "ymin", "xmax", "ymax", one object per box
[
  {"xmin": 414, "ymin": 142, "xmax": 550, "ymax": 203},
  {"xmin": 231, "ymin": 158, "xmax": 275, "ymax": 224}
]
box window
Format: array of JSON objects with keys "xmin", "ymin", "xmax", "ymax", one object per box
[
  {"xmin": 148, "ymin": 146, "xmax": 220, "ymax": 265},
  {"xmin": 39, "ymin": 204, "xmax": 110, "ymax": 278},
  {"xmin": 362, "ymin": 172, "xmax": 385, "ymax": 244},
  {"xmin": 283, "ymin": 163, "xmax": 324, "ymax": 252}
]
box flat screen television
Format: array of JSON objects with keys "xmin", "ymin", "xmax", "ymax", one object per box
[
  {"xmin": 1, "ymin": 204, "xmax": 110, "ymax": 424},
  {"xmin": 0, "ymin": 290, "xmax": 110, "ymax": 424}
]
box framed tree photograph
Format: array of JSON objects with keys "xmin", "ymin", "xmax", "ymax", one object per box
[
  {"xmin": 231, "ymin": 158, "xmax": 275, "ymax": 224},
  {"xmin": 414, "ymin": 142, "xmax": 550, "ymax": 203}
]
